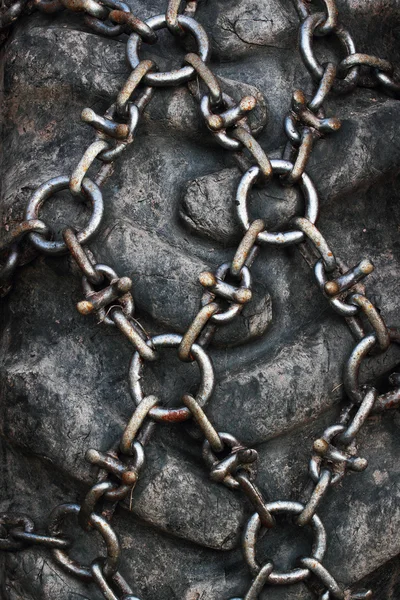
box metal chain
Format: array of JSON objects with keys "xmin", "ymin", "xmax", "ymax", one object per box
[{"xmin": 1, "ymin": 0, "xmax": 400, "ymax": 599}]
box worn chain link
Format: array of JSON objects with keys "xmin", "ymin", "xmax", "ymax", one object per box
[{"xmin": 1, "ymin": 0, "xmax": 400, "ymax": 599}]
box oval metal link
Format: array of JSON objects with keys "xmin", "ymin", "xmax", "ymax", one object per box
[
  {"xmin": 314, "ymin": 0, "xmax": 338, "ymax": 36},
  {"xmin": 60, "ymin": 0, "xmax": 108, "ymax": 18},
  {"xmin": 348, "ymin": 293, "xmax": 390, "ymax": 352},
  {"xmin": 0, "ymin": 0, "xmax": 28, "ymax": 27},
  {"xmin": 314, "ymin": 259, "xmax": 358, "ymax": 317},
  {"xmin": 284, "ymin": 127, "xmax": 315, "ymax": 185},
  {"xmin": 110, "ymin": 307, "xmax": 157, "ymax": 361},
  {"xmin": 0, "ymin": 513, "xmax": 35, "ymax": 551},
  {"xmin": 70, "ymin": 140, "xmax": 110, "ymax": 196},
  {"xmin": 25, "ymin": 176, "xmax": 104, "ymax": 255},
  {"xmin": 184, "ymin": 52, "xmax": 222, "ymax": 106},
  {"xmin": 91, "ymin": 560, "xmax": 140, "ymax": 600},
  {"xmin": 309, "ymin": 424, "xmax": 347, "ymax": 486},
  {"xmin": 108, "ymin": 9, "xmax": 157, "ymax": 43},
  {"xmin": 285, "ymin": 128, "xmax": 314, "ymax": 185},
  {"xmin": 291, "ymin": 89, "xmax": 341, "ymax": 134},
  {"xmin": 201, "ymin": 263, "xmax": 252, "ymax": 324},
  {"xmin": 203, "ymin": 432, "xmax": 257, "ymax": 490},
  {"xmin": 34, "ymin": 0, "xmax": 64, "ymax": 13},
  {"xmin": 182, "ymin": 393, "xmax": 223, "ymax": 452},
  {"xmin": 298, "ymin": 557, "xmax": 344, "ymax": 599},
  {"xmin": 293, "ymin": 217, "xmax": 336, "ymax": 272},
  {"xmin": 127, "ymin": 14, "xmax": 210, "ymax": 87},
  {"xmin": 200, "ymin": 93, "xmax": 242, "ymax": 150},
  {"xmin": 292, "ymin": 0, "xmax": 310, "ymax": 20},
  {"xmin": 231, "ymin": 219, "xmax": 264, "ymax": 277},
  {"xmin": 0, "ymin": 219, "xmax": 50, "ymax": 252},
  {"xmin": 206, "ymin": 96, "xmax": 256, "ymax": 133},
  {"xmin": 10, "ymin": 530, "xmax": 71, "ymax": 550},
  {"xmin": 312, "ymin": 424, "xmax": 368, "ymax": 483},
  {"xmin": 116, "ymin": 60, "xmax": 156, "ymax": 117},
  {"xmin": 300, "ymin": 13, "xmax": 359, "ymax": 90},
  {"xmin": 297, "ymin": 469, "xmax": 331, "ymax": 526},
  {"xmin": 48, "ymin": 503, "xmax": 120, "ymax": 581},
  {"xmin": 79, "ymin": 481, "xmax": 116, "ymax": 531},
  {"xmin": 243, "ymin": 501, "xmax": 327, "ymax": 584},
  {"xmin": 120, "ymin": 395, "xmax": 159, "ymax": 455},
  {"xmin": 235, "ymin": 473, "xmax": 275, "ymax": 529},
  {"xmin": 237, "ymin": 161, "xmax": 319, "ymax": 246},
  {"xmin": 229, "ymin": 562, "xmax": 274, "ymax": 600},
  {"xmin": 168, "ymin": 2, "xmax": 198, "ymax": 30},
  {"xmin": 344, "ymin": 328, "xmax": 400, "ymax": 404},
  {"xmin": 82, "ymin": 106, "xmax": 129, "ymax": 140},
  {"xmin": 63, "ymin": 227, "xmax": 103, "ymax": 285},
  {"xmin": 85, "ymin": 443, "xmax": 145, "ymax": 501},
  {"xmin": 80, "ymin": 263, "xmax": 134, "ymax": 326},
  {"xmin": 179, "ymin": 302, "xmax": 220, "ymax": 362},
  {"xmin": 375, "ymin": 71, "xmax": 400, "ymax": 97},
  {"xmin": 338, "ymin": 53, "xmax": 393, "ymax": 77},
  {"xmin": 84, "ymin": 0, "xmax": 130, "ymax": 37},
  {"xmin": 232, "ymin": 127, "xmax": 273, "ymax": 180},
  {"xmin": 165, "ymin": 0, "xmax": 183, "ymax": 35},
  {"xmin": 308, "ymin": 62, "xmax": 337, "ymax": 112},
  {"xmin": 284, "ymin": 114, "xmax": 301, "ymax": 146},
  {"xmin": 336, "ymin": 388, "xmax": 377, "ymax": 446},
  {"xmin": 129, "ymin": 333, "xmax": 215, "ymax": 422},
  {"xmin": 98, "ymin": 103, "xmax": 141, "ymax": 163}
]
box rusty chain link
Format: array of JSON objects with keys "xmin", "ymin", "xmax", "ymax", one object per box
[{"xmin": 1, "ymin": 0, "xmax": 400, "ymax": 599}]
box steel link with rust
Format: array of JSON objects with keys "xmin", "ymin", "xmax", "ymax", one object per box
[{"xmin": 1, "ymin": 0, "xmax": 400, "ymax": 599}]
